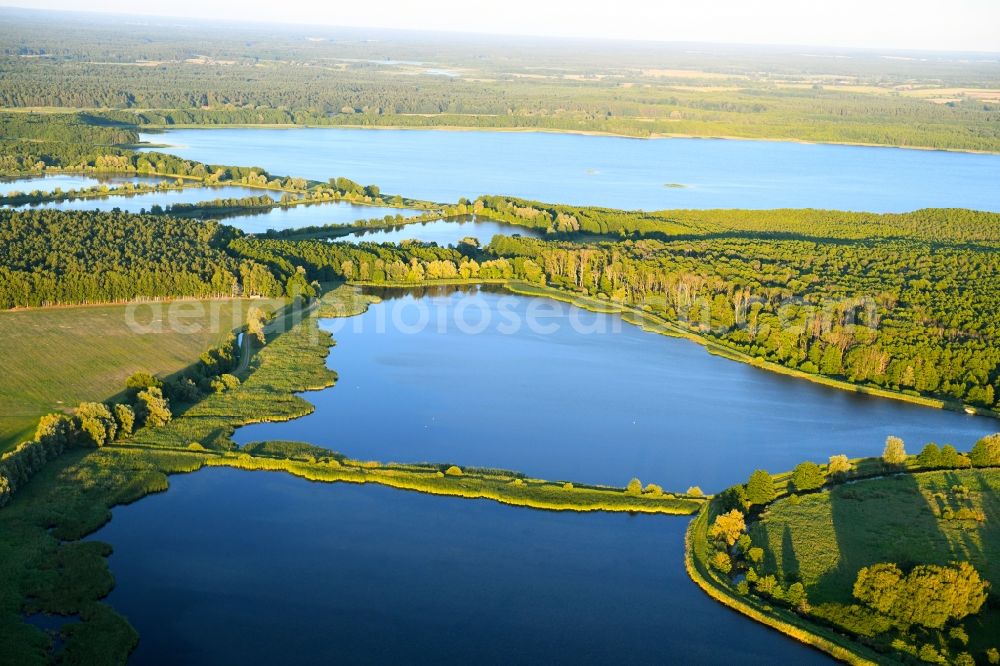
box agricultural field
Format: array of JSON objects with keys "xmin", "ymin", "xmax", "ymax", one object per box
[{"xmin": 0, "ymin": 299, "xmax": 271, "ymax": 452}]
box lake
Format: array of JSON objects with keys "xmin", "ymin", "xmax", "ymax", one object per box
[
  {"xmin": 3, "ymin": 181, "xmax": 425, "ymax": 233},
  {"xmin": 235, "ymin": 287, "xmax": 995, "ymax": 492},
  {"xmin": 7, "ymin": 184, "xmax": 267, "ymax": 214},
  {"xmin": 0, "ymin": 174, "xmax": 162, "ymax": 196},
  {"xmin": 221, "ymin": 201, "xmax": 423, "ymax": 234},
  {"xmin": 91, "ymin": 467, "xmax": 830, "ymax": 665},
  {"xmin": 141, "ymin": 127, "xmax": 1000, "ymax": 212},
  {"xmin": 335, "ymin": 216, "xmax": 545, "ymax": 246}
]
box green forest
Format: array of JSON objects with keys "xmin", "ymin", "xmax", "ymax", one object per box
[{"xmin": 1, "ymin": 9, "xmax": 998, "ymax": 151}]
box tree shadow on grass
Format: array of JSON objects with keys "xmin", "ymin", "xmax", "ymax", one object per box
[{"xmin": 811, "ymin": 469, "xmax": 949, "ymax": 606}]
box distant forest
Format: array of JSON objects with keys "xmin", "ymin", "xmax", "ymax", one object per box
[{"xmin": 1, "ymin": 9, "xmax": 998, "ymax": 151}]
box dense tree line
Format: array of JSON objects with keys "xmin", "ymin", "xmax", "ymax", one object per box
[
  {"xmin": 474, "ymin": 196, "xmax": 1000, "ymax": 244},
  {"xmin": 161, "ymin": 194, "xmax": 276, "ymax": 215},
  {"xmin": 0, "ymin": 178, "xmax": 188, "ymax": 206},
  {"xmin": 0, "ymin": 209, "xmax": 285, "ymax": 307}
]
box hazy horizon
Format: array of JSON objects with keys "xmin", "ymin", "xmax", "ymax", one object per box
[{"xmin": 3, "ymin": 1, "xmax": 1000, "ymax": 54}]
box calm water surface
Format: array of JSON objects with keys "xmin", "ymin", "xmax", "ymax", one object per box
[
  {"xmin": 92, "ymin": 468, "xmax": 830, "ymax": 665},
  {"xmin": 0, "ymin": 174, "xmax": 162, "ymax": 196},
  {"xmin": 221, "ymin": 201, "xmax": 422, "ymax": 234},
  {"xmin": 7, "ymin": 184, "xmax": 267, "ymax": 214},
  {"xmin": 141, "ymin": 128, "xmax": 1000, "ymax": 211},
  {"xmin": 236, "ymin": 288, "xmax": 994, "ymax": 491},
  {"xmin": 337, "ymin": 216, "xmax": 545, "ymax": 246}
]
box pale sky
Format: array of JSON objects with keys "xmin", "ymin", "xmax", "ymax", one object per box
[{"xmin": 6, "ymin": 0, "xmax": 1000, "ymax": 53}]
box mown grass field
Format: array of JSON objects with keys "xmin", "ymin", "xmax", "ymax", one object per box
[
  {"xmin": 749, "ymin": 469, "xmax": 1000, "ymax": 655},
  {"xmin": 0, "ymin": 299, "xmax": 271, "ymax": 452}
]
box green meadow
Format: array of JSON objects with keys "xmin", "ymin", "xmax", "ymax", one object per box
[{"xmin": 0, "ymin": 299, "xmax": 265, "ymax": 452}]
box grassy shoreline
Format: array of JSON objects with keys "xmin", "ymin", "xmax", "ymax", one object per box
[
  {"xmin": 114, "ymin": 443, "xmax": 704, "ymax": 515},
  {"xmin": 685, "ymin": 507, "xmax": 887, "ymax": 665}
]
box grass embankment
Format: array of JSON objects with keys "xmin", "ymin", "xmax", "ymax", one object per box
[
  {"xmin": 687, "ymin": 465, "xmax": 1000, "ymax": 664},
  {"xmin": 504, "ymin": 282, "xmax": 998, "ymax": 420},
  {"xmin": 0, "ymin": 285, "xmax": 702, "ymax": 664},
  {"xmin": 137, "ymin": 443, "xmax": 703, "ymax": 515},
  {"xmin": 0, "ymin": 299, "xmax": 267, "ymax": 453}
]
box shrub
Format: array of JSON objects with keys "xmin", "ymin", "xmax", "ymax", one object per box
[
  {"xmin": 686, "ymin": 485, "xmax": 704, "ymax": 497},
  {"xmin": 710, "ymin": 551, "xmax": 732, "ymax": 574},
  {"xmin": 746, "ymin": 469, "xmax": 776, "ymax": 506},
  {"xmin": 917, "ymin": 443, "xmax": 942, "ymax": 468},
  {"xmin": 717, "ymin": 485, "xmax": 749, "ymax": 512},
  {"xmin": 444, "ymin": 465, "xmax": 463, "ymax": 476},
  {"xmin": 882, "ymin": 436, "xmax": 907, "ymax": 465},
  {"xmin": 75, "ymin": 402, "xmax": 117, "ymax": 447},
  {"xmin": 167, "ymin": 377, "xmax": 203, "ymax": 403},
  {"xmin": 113, "ymin": 404, "xmax": 135, "ymax": 439},
  {"xmin": 708, "ymin": 509, "xmax": 746, "ymax": 547},
  {"xmin": 853, "ymin": 561, "xmax": 988, "ymax": 629},
  {"xmin": 969, "ymin": 433, "xmax": 1000, "ymax": 467},
  {"xmin": 125, "ymin": 371, "xmax": 162, "ymax": 391},
  {"xmin": 219, "ymin": 374, "xmax": 241, "ymax": 390},
  {"xmin": 786, "ymin": 582, "xmax": 807, "ymax": 608},
  {"xmin": 917, "ymin": 644, "xmax": 941, "ymax": 663},
  {"xmin": 136, "ymin": 387, "xmax": 172, "ymax": 427},
  {"xmin": 625, "ymin": 477, "xmax": 643, "ymax": 495},
  {"xmin": 643, "ymin": 483, "xmax": 663, "ymax": 496},
  {"xmin": 35, "ymin": 413, "xmax": 77, "ymax": 447},
  {"xmin": 827, "ymin": 454, "xmax": 853, "ymax": 478},
  {"xmin": 755, "ymin": 574, "xmax": 778, "ymax": 596},
  {"xmin": 937, "ymin": 444, "xmax": 971, "ymax": 468},
  {"xmin": 791, "ymin": 461, "xmax": 825, "ymax": 492}
]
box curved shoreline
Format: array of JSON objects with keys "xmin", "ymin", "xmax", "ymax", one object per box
[
  {"xmin": 501, "ymin": 281, "xmax": 998, "ymax": 421},
  {"xmin": 684, "ymin": 507, "xmax": 886, "ymax": 665}
]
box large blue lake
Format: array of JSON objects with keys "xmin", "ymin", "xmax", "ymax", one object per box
[
  {"xmin": 141, "ymin": 127, "xmax": 1000, "ymax": 211},
  {"xmin": 235, "ymin": 287, "xmax": 994, "ymax": 492}
]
